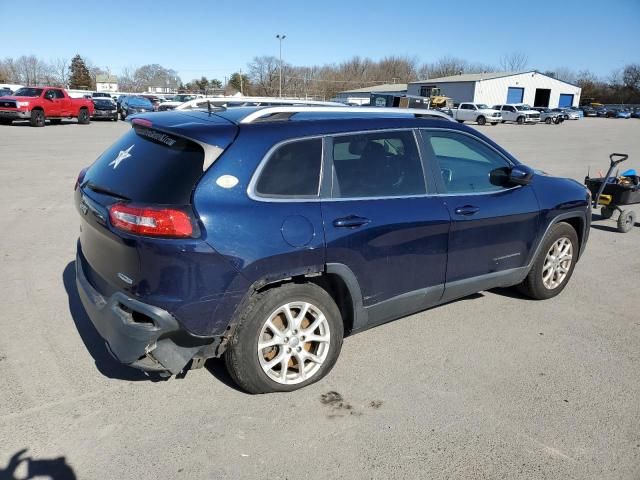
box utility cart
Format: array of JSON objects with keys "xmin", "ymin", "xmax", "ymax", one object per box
[{"xmin": 585, "ymin": 153, "xmax": 639, "ymax": 233}]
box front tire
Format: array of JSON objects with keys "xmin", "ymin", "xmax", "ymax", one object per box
[
  {"xmin": 225, "ymin": 283, "xmax": 344, "ymax": 394},
  {"xmin": 517, "ymin": 116, "xmax": 525, "ymax": 125},
  {"xmin": 30, "ymin": 109, "xmax": 45, "ymax": 127},
  {"xmin": 545, "ymin": 117, "xmax": 552, "ymax": 124},
  {"xmin": 491, "ymin": 122, "xmax": 498, "ymax": 126},
  {"xmin": 517, "ymin": 222, "xmax": 578, "ymax": 300},
  {"xmin": 78, "ymin": 108, "xmax": 90, "ymax": 124},
  {"xmin": 477, "ymin": 116, "xmax": 486, "ymax": 126}
]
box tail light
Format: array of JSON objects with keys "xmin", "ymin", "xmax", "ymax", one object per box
[
  {"xmin": 75, "ymin": 167, "xmax": 88, "ymax": 190},
  {"xmin": 109, "ymin": 204, "xmax": 194, "ymax": 238}
]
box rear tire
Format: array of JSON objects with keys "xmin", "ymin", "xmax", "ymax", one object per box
[
  {"xmin": 545, "ymin": 117, "xmax": 552, "ymax": 124},
  {"xmin": 120, "ymin": 111, "xmax": 126, "ymax": 120},
  {"xmin": 476, "ymin": 116, "xmax": 486, "ymax": 126},
  {"xmin": 617, "ymin": 210, "xmax": 636, "ymax": 233},
  {"xmin": 78, "ymin": 108, "xmax": 90, "ymax": 124},
  {"xmin": 30, "ymin": 109, "xmax": 45, "ymax": 127},
  {"xmin": 224, "ymin": 283, "xmax": 344, "ymax": 394},
  {"xmin": 517, "ymin": 222, "xmax": 578, "ymax": 300},
  {"xmin": 600, "ymin": 206, "xmax": 615, "ymax": 219},
  {"xmin": 517, "ymin": 116, "xmax": 525, "ymax": 125}
]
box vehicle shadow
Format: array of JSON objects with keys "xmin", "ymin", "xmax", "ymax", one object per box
[
  {"xmin": 8, "ymin": 120, "xmax": 78, "ymax": 127},
  {"xmin": 0, "ymin": 449, "xmax": 76, "ymax": 480},
  {"xmin": 62, "ymin": 261, "xmax": 156, "ymax": 382},
  {"xmin": 204, "ymin": 358, "xmax": 245, "ymax": 393}
]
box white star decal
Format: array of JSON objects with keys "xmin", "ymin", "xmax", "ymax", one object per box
[{"xmin": 109, "ymin": 145, "xmax": 134, "ymax": 169}]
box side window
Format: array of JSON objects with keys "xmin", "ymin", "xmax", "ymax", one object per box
[
  {"xmin": 422, "ymin": 130, "xmax": 512, "ymax": 194},
  {"xmin": 52, "ymin": 89, "xmax": 65, "ymax": 99},
  {"xmin": 331, "ymin": 130, "xmax": 426, "ymax": 198},
  {"xmin": 255, "ymin": 138, "xmax": 322, "ymax": 197}
]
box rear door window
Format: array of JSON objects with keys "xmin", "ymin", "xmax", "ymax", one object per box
[
  {"xmin": 330, "ymin": 130, "xmax": 426, "ymax": 198},
  {"xmin": 83, "ymin": 126, "xmax": 205, "ymax": 204},
  {"xmin": 254, "ymin": 138, "xmax": 323, "ymax": 197}
]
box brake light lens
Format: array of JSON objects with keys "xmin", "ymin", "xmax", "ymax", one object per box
[
  {"xmin": 75, "ymin": 167, "xmax": 88, "ymax": 190},
  {"xmin": 109, "ymin": 204, "xmax": 194, "ymax": 238}
]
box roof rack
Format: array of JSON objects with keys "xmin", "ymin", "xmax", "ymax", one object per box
[{"xmin": 238, "ymin": 106, "xmax": 454, "ymax": 124}]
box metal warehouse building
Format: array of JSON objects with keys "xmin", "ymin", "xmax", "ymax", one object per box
[{"xmin": 407, "ymin": 71, "xmax": 581, "ymax": 108}]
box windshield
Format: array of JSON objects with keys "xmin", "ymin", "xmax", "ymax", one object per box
[
  {"xmin": 94, "ymin": 99, "xmax": 114, "ymax": 107},
  {"xmin": 174, "ymin": 95, "xmax": 196, "ymax": 102},
  {"xmin": 12, "ymin": 87, "xmax": 43, "ymax": 97},
  {"xmin": 129, "ymin": 97, "xmax": 153, "ymax": 107},
  {"xmin": 476, "ymin": 104, "xmax": 490, "ymax": 109},
  {"xmin": 515, "ymin": 104, "xmax": 532, "ymax": 111}
]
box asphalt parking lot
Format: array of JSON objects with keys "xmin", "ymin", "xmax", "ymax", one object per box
[{"xmin": 0, "ymin": 117, "xmax": 639, "ymax": 479}]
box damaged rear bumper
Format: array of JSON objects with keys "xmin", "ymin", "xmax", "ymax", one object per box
[{"xmin": 76, "ymin": 254, "xmax": 222, "ymax": 374}]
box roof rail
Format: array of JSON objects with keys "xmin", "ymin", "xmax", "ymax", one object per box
[{"xmin": 238, "ymin": 106, "xmax": 454, "ymax": 124}]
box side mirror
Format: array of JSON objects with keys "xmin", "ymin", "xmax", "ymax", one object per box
[{"xmin": 509, "ymin": 165, "xmax": 535, "ymax": 185}]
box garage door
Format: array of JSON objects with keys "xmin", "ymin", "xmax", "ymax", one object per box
[
  {"xmin": 506, "ymin": 87, "xmax": 524, "ymax": 103},
  {"xmin": 559, "ymin": 94, "xmax": 574, "ymax": 107}
]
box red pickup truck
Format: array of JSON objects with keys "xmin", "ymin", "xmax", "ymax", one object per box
[{"xmin": 0, "ymin": 86, "xmax": 94, "ymax": 127}]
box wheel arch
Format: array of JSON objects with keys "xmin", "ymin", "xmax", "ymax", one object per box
[{"xmin": 241, "ymin": 263, "xmax": 366, "ymax": 337}]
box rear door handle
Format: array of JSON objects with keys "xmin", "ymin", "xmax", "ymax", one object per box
[
  {"xmin": 454, "ymin": 205, "xmax": 480, "ymax": 216},
  {"xmin": 333, "ymin": 215, "xmax": 371, "ymax": 228}
]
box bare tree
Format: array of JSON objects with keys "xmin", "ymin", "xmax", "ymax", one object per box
[
  {"xmin": 52, "ymin": 57, "xmax": 69, "ymax": 86},
  {"xmin": 248, "ymin": 56, "xmax": 280, "ymax": 96},
  {"xmin": 499, "ymin": 51, "xmax": 529, "ymax": 72}
]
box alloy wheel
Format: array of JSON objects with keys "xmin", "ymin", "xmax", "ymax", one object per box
[
  {"xmin": 257, "ymin": 301, "xmax": 331, "ymax": 385},
  {"xmin": 542, "ymin": 237, "xmax": 573, "ymax": 289}
]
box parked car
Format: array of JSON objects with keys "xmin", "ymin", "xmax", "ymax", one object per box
[
  {"xmin": 157, "ymin": 94, "xmax": 205, "ymax": 111},
  {"xmin": 492, "ymin": 104, "xmax": 541, "ymax": 124},
  {"xmin": 0, "ymin": 86, "xmax": 94, "ymax": 126},
  {"xmin": 141, "ymin": 95, "xmax": 161, "ymax": 111},
  {"xmin": 595, "ymin": 108, "xmax": 609, "ymax": 117},
  {"xmin": 615, "ymin": 109, "xmax": 632, "ymax": 119},
  {"xmin": 564, "ymin": 106, "xmax": 583, "ymax": 118},
  {"xmin": 451, "ymin": 102, "xmax": 502, "ymax": 125},
  {"xmin": 552, "ymin": 108, "xmax": 579, "ymax": 120},
  {"xmin": 531, "ymin": 107, "xmax": 564, "ymax": 124},
  {"xmin": 74, "ymin": 106, "xmax": 591, "ymax": 393},
  {"xmin": 630, "ymin": 108, "xmax": 640, "ymax": 119},
  {"xmin": 91, "ymin": 98, "xmax": 118, "ymax": 121},
  {"xmin": 119, "ymin": 96, "xmax": 154, "ymax": 119},
  {"xmin": 581, "ymin": 106, "xmax": 597, "ymax": 117},
  {"xmin": 92, "ymin": 92, "xmax": 112, "ymax": 99},
  {"xmin": 0, "ymin": 87, "xmax": 13, "ymax": 97}
]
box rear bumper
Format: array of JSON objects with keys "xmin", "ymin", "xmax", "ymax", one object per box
[
  {"xmin": 75, "ymin": 253, "xmax": 220, "ymax": 374},
  {"xmin": 0, "ymin": 109, "xmax": 30, "ymax": 119}
]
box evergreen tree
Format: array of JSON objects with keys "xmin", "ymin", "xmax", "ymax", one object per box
[{"xmin": 68, "ymin": 54, "xmax": 92, "ymax": 89}]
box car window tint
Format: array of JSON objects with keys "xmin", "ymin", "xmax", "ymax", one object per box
[
  {"xmin": 51, "ymin": 89, "xmax": 65, "ymax": 99},
  {"xmin": 423, "ymin": 130, "xmax": 511, "ymax": 194},
  {"xmin": 331, "ymin": 130, "xmax": 426, "ymax": 198},
  {"xmin": 255, "ymin": 138, "xmax": 322, "ymax": 197}
]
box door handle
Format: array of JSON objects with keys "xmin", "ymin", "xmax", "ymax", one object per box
[
  {"xmin": 454, "ymin": 205, "xmax": 480, "ymax": 216},
  {"xmin": 333, "ymin": 215, "xmax": 371, "ymax": 228}
]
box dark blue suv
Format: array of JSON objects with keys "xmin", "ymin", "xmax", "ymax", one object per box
[{"xmin": 74, "ymin": 106, "xmax": 590, "ymax": 393}]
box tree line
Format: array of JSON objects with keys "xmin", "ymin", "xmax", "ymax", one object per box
[{"xmin": 1, "ymin": 52, "xmax": 639, "ymax": 104}]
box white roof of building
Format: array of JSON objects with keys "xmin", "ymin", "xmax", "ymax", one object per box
[
  {"xmin": 409, "ymin": 72, "xmax": 525, "ymax": 84},
  {"xmin": 339, "ymin": 83, "xmax": 408, "ymax": 94},
  {"xmin": 410, "ymin": 70, "xmax": 579, "ymax": 87}
]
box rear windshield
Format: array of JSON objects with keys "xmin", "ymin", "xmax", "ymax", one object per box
[
  {"xmin": 84, "ymin": 126, "xmax": 205, "ymax": 204},
  {"xmin": 13, "ymin": 87, "xmax": 43, "ymax": 97}
]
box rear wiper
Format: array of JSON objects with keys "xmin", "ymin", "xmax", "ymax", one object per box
[{"xmin": 85, "ymin": 182, "xmax": 131, "ymax": 201}]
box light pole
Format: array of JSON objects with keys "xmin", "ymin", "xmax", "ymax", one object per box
[{"xmin": 276, "ymin": 34, "xmax": 286, "ymax": 97}]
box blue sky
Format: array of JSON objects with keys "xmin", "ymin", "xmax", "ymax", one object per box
[{"xmin": 2, "ymin": 0, "xmax": 638, "ymax": 83}]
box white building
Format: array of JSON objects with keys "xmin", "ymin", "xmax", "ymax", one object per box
[
  {"xmin": 334, "ymin": 83, "xmax": 407, "ymax": 105},
  {"xmin": 408, "ymin": 71, "xmax": 581, "ymax": 108},
  {"xmin": 95, "ymin": 74, "xmax": 118, "ymax": 93}
]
